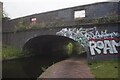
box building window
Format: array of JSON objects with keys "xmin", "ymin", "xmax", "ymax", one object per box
[
  {"xmin": 30, "ymin": 17, "xmax": 37, "ymax": 24},
  {"xmin": 74, "ymin": 10, "xmax": 85, "ymax": 19}
]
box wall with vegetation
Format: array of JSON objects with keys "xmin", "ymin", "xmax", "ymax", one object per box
[{"xmin": 2, "ymin": 2, "xmax": 119, "ymax": 32}]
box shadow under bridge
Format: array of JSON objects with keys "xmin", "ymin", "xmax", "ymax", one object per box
[{"xmin": 22, "ymin": 35, "xmax": 85, "ymax": 58}]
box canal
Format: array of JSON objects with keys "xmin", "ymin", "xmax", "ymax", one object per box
[
  {"xmin": 2, "ymin": 35, "xmax": 85, "ymax": 79},
  {"xmin": 2, "ymin": 55, "xmax": 68, "ymax": 79}
]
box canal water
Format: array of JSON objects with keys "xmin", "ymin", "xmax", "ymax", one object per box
[{"xmin": 2, "ymin": 55, "xmax": 68, "ymax": 79}]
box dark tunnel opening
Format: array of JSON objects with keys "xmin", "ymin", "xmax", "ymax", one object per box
[
  {"xmin": 23, "ymin": 35, "xmax": 85, "ymax": 58},
  {"xmin": 20, "ymin": 35, "xmax": 86, "ymax": 79}
]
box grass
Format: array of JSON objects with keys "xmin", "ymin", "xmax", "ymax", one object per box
[
  {"xmin": 2, "ymin": 45, "xmax": 24, "ymax": 60},
  {"xmin": 88, "ymin": 60, "xmax": 119, "ymax": 78}
]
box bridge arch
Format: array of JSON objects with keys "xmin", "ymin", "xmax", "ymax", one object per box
[{"xmin": 22, "ymin": 35, "xmax": 85, "ymax": 58}]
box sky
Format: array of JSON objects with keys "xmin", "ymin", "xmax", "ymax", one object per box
[{"xmin": 1, "ymin": 0, "xmax": 119, "ymax": 19}]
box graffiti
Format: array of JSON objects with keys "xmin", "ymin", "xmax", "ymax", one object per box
[
  {"xmin": 89, "ymin": 40, "xmax": 120, "ymax": 55},
  {"xmin": 56, "ymin": 27, "xmax": 120, "ymax": 55},
  {"xmin": 85, "ymin": 29, "xmax": 119, "ymax": 40},
  {"xmin": 56, "ymin": 27, "xmax": 97, "ymax": 46}
]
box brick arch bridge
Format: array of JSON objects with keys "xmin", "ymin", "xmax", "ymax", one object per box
[{"xmin": 3, "ymin": 23, "xmax": 120, "ymax": 61}]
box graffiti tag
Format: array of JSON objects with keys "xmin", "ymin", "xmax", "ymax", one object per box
[{"xmin": 56, "ymin": 27, "xmax": 120, "ymax": 55}]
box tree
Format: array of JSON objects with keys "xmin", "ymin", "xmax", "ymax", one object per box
[{"xmin": 2, "ymin": 10, "xmax": 10, "ymax": 21}]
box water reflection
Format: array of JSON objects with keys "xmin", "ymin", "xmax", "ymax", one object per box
[{"xmin": 2, "ymin": 55, "xmax": 67, "ymax": 79}]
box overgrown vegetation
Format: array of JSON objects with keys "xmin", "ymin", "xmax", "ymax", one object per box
[
  {"xmin": 88, "ymin": 60, "xmax": 118, "ymax": 78},
  {"xmin": 17, "ymin": 18, "xmax": 27, "ymax": 30},
  {"xmin": 17, "ymin": 18, "xmax": 46, "ymax": 31},
  {"xmin": 16, "ymin": 13, "xmax": 119, "ymax": 31},
  {"xmin": 75, "ymin": 12, "xmax": 119, "ymax": 24},
  {"xmin": 2, "ymin": 45, "xmax": 36, "ymax": 60},
  {"xmin": 2, "ymin": 45, "xmax": 24, "ymax": 60},
  {"xmin": 75, "ymin": 16, "xmax": 118, "ymax": 24},
  {"xmin": 65, "ymin": 42, "xmax": 85, "ymax": 57},
  {"xmin": 2, "ymin": 10, "xmax": 10, "ymax": 22},
  {"xmin": 66, "ymin": 43, "xmax": 73, "ymax": 56}
]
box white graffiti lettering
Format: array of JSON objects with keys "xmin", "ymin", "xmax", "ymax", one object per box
[
  {"xmin": 56, "ymin": 27, "xmax": 120, "ymax": 55},
  {"xmin": 89, "ymin": 40, "xmax": 119, "ymax": 55}
]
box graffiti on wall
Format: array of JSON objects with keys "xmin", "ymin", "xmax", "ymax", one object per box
[{"xmin": 56, "ymin": 27, "xmax": 120, "ymax": 55}]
